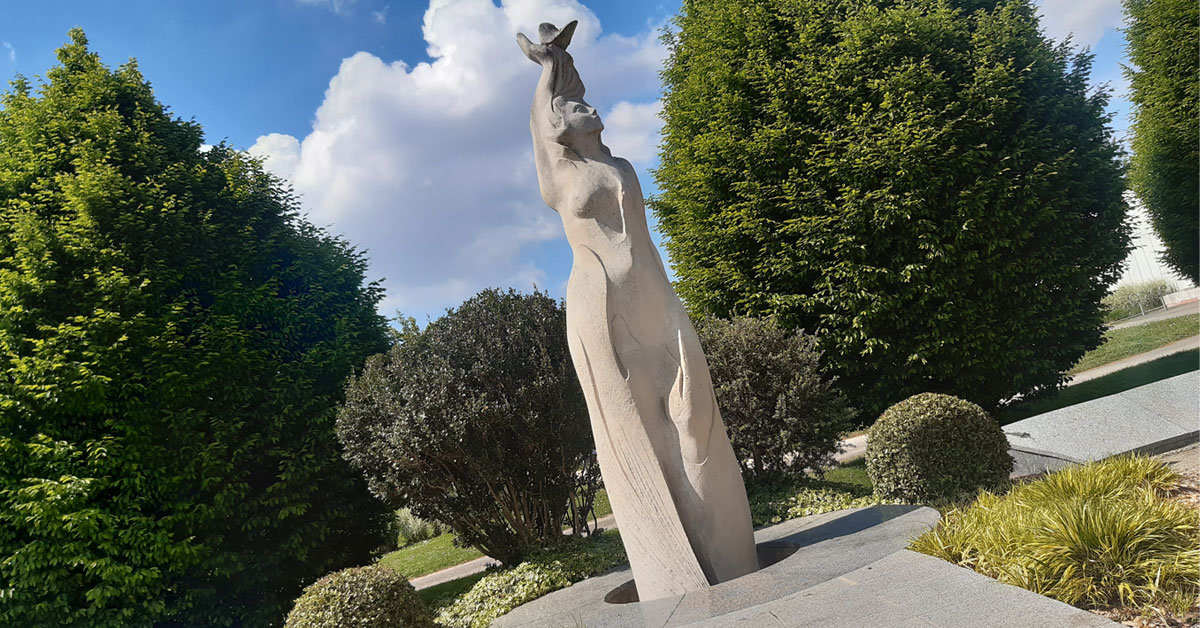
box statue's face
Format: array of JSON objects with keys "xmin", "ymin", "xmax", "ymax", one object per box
[{"xmin": 555, "ymin": 96, "xmax": 603, "ymax": 136}]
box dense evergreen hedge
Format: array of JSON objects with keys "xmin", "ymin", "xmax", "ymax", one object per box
[
  {"xmin": 652, "ymin": 0, "xmax": 1129, "ymax": 419},
  {"xmin": 1125, "ymin": 0, "xmax": 1199, "ymax": 283}
]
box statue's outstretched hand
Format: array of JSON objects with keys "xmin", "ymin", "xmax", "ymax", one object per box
[{"xmin": 517, "ymin": 20, "xmax": 577, "ymax": 65}]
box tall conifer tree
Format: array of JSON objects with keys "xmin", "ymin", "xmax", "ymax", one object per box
[{"xmin": 652, "ymin": 0, "xmax": 1129, "ymax": 418}]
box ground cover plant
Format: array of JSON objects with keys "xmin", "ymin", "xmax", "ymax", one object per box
[
  {"xmin": 912, "ymin": 456, "xmax": 1200, "ymax": 624},
  {"xmin": 419, "ymin": 460, "xmax": 882, "ymax": 626},
  {"xmin": 434, "ymin": 531, "xmax": 628, "ymax": 628},
  {"xmin": 337, "ymin": 289, "xmax": 597, "ymax": 566},
  {"xmin": 652, "ymin": 0, "xmax": 1129, "ymax": 421},
  {"xmin": 700, "ymin": 315, "xmax": 855, "ymax": 479},
  {"xmin": 1070, "ymin": 313, "xmax": 1199, "ymax": 374},
  {"xmin": 747, "ymin": 469, "xmax": 887, "ymax": 526},
  {"xmin": 0, "ymin": 31, "xmax": 390, "ymax": 626}
]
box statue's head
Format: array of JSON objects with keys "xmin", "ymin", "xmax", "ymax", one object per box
[{"xmin": 518, "ymin": 21, "xmax": 604, "ymax": 148}]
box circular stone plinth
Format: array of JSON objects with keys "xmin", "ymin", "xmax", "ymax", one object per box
[{"xmin": 493, "ymin": 505, "xmax": 941, "ymax": 628}]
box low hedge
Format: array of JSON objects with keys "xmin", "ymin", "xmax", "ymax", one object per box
[{"xmin": 285, "ymin": 564, "xmax": 435, "ymax": 628}]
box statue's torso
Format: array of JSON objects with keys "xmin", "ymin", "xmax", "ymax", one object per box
[{"xmin": 557, "ymin": 157, "xmax": 682, "ymax": 355}]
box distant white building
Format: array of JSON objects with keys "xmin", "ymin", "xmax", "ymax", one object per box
[{"xmin": 1115, "ymin": 193, "xmax": 1195, "ymax": 290}]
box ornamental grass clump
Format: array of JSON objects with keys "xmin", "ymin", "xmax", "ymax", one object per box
[
  {"xmin": 912, "ymin": 456, "xmax": 1200, "ymax": 619},
  {"xmin": 285, "ymin": 565, "xmax": 436, "ymax": 628},
  {"xmin": 866, "ymin": 393, "xmax": 1012, "ymax": 503}
]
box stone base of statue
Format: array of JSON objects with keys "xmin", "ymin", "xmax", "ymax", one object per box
[{"xmin": 491, "ymin": 505, "xmax": 1121, "ymax": 628}]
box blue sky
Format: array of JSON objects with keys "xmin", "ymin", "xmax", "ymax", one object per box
[{"xmin": 1, "ymin": 0, "xmax": 1135, "ymax": 323}]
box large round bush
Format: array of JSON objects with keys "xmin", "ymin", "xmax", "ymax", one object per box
[
  {"xmin": 337, "ymin": 288, "xmax": 596, "ymax": 566},
  {"xmin": 866, "ymin": 393, "xmax": 1012, "ymax": 502},
  {"xmin": 285, "ymin": 565, "xmax": 434, "ymax": 628},
  {"xmin": 699, "ymin": 315, "xmax": 854, "ymax": 481}
]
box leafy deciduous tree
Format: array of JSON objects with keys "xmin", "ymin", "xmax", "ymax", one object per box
[
  {"xmin": 0, "ymin": 30, "xmax": 389, "ymax": 627},
  {"xmin": 1125, "ymin": 0, "xmax": 1199, "ymax": 283}
]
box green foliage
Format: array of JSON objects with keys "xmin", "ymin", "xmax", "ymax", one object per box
[
  {"xmin": 377, "ymin": 532, "xmax": 484, "ymax": 580},
  {"xmin": 699, "ymin": 316, "xmax": 855, "ymax": 480},
  {"xmin": 866, "ymin": 393, "xmax": 1012, "ymax": 502},
  {"xmin": 0, "ymin": 30, "xmax": 390, "ymax": 626},
  {"xmin": 337, "ymin": 288, "xmax": 595, "ymax": 566},
  {"xmin": 1125, "ymin": 0, "xmax": 1200, "ymax": 283},
  {"xmin": 1102, "ymin": 279, "xmax": 1177, "ymax": 321},
  {"xmin": 652, "ymin": 0, "xmax": 1129, "ymax": 420},
  {"xmin": 284, "ymin": 565, "xmax": 436, "ymax": 628},
  {"xmin": 746, "ymin": 473, "xmax": 889, "ymax": 526},
  {"xmin": 434, "ymin": 532, "xmax": 628, "ymax": 628},
  {"xmin": 912, "ymin": 456, "xmax": 1199, "ymax": 618},
  {"xmin": 391, "ymin": 508, "xmax": 450, "ymax": 549}
]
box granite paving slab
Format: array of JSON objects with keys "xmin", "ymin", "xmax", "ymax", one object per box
[
  {"xmin": 1006, "ymin": 371, "xmax": 1199, "ymax": 477},
  {"xmin": 494, "ymin": 505, "xmax": 942, "ymax": 627},
  {"xmin": 689, "ymin": 551, "xmax": 1116, "ymax": 627},
  {"xmin": 493, "ymin": 506, "xmax": 1119, "ymax": 627}
]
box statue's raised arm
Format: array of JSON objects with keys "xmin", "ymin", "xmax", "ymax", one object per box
[{"xmin": 517, "ymin": 22, "xmax": 759, "ymax": 602}]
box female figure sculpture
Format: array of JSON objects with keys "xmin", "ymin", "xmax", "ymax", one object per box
[{"xmin": 517, "ymin": 22, "xmax": 758, "ymax": 600}]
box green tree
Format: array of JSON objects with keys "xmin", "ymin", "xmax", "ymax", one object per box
[
  {"xmin": 1125, "ymin": 0, "xmax": 1199, "ymax": 283},
  {"xmin": 699, "ymin": 316, "xmax": 853, "ymax": 480},
  {"xmin": 0, "ymin": 31, "xmax": 389, "ymax": 626},
  {"xmin": 337, "ymin": 288, "xmax": 596, "ymax": 566},
  {"xmin": 652, "ymin": 0, "xmax": 1129, "ymax": 420}
]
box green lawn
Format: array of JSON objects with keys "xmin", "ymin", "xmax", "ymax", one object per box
[
  {"xmin": 820, "ymin": 457, "xmax": 871, "ymax": 490},
  {"xmin": 377, "ymin": 533, "xmax": 484, "ymax": 579},
  {"xmin": 1000, "ymin": 348, "xmax": 1199, "ymax": 424},
  {"xmin": 417, "ymin": 571, "xmax": 488, "ymax": 608},
  {"xmin": 590, "ymin": 488, "xmax": 612, "ymax": 519},
  {"xmin": 1071, "ymin": 313, "xmax": 1198, "ymax": 374},
  {"xmin": 379, "ymin": 489, "xmax": 613, "ymax": 579}
]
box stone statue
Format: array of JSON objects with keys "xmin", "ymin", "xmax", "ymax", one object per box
[{"xmin": 517, "ymin": 21, "xmax": 759, "ymax": 601}]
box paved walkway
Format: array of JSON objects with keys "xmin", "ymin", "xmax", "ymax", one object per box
[{"xmin": 1108, "ymin": 300, "xmax": 1198, "ymax": 330}]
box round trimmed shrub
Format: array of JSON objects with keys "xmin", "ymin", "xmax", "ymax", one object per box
[
  {"xmin": 285, "ymin": 565, "xmax": 435, "ymax": 628},
  {"xmin": 866, "ymin": 393, "xmax": 1012, "ymax": 502}
]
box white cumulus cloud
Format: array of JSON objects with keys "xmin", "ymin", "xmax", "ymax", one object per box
[
  {"xmin": 250, "ymin": 0, "xmax": 667, "ymax": 319},
  {"xmin": 1035, "ymin": 0, "xmax": 1124, "ymax": 48}
]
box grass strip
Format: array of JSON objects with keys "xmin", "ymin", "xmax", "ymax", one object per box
[{"xmin": 1071, "ymin": 313, "xmax": 1198, "ymax": 374}]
